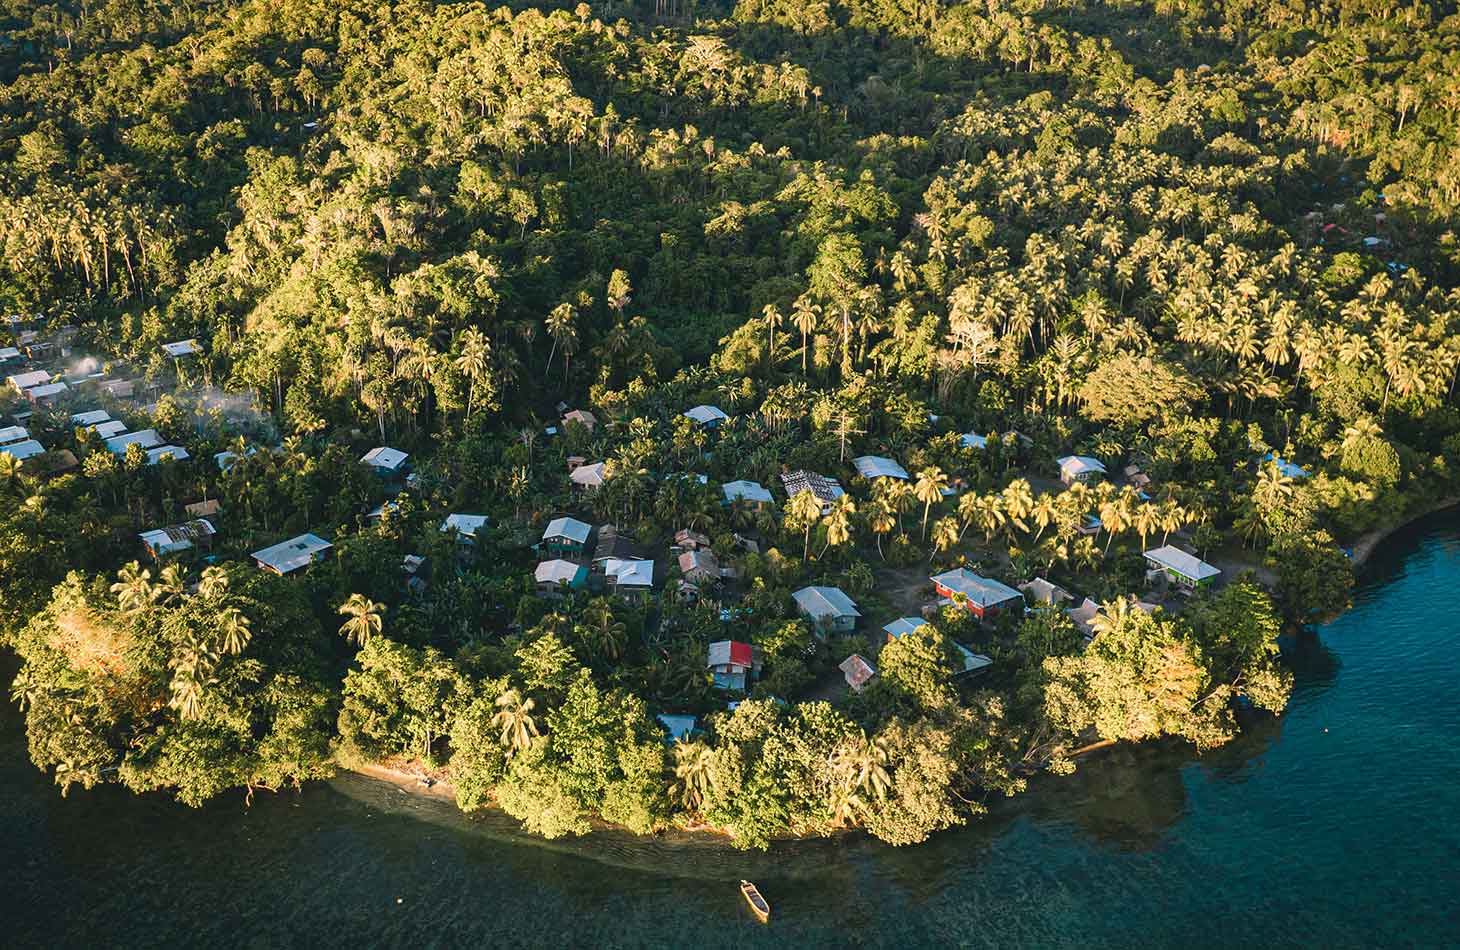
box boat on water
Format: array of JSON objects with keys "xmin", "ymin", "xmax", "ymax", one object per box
[{"xmin": 739, "ymin": 880, "xmax": 770, "ymax": 923}]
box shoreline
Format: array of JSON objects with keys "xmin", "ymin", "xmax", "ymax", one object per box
[{"xmin": 1348, "ymin": 496, "xmax": 1459, "ymax": 569}]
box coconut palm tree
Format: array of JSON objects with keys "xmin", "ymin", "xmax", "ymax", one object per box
[
  {"xmin": 218, "ymin": 607, "xmax": 252, "ymax": 656},
  {"xmin": 1253, "ymin": 460, "xmax": 1295, "ymax": 514},
  {"xmin": 492, "ymin": 688, "xmax": 540, "ymax": 756},
  {"xmin": 832, "ymin": 732, "xmax": 892, "ymax": 802},
  {"xmin": 197, "ymin": 565, "xmax": 230, "ymax": 600},
  {"xmin": 1029, "ymin": 492, "xmax": 1059, "ymax": 542},
  {"xmin": 786, "ymin": 489, "xmax": 824, "ymax": 561},
  {"xmin": 454, "ymin": 327, "xmax": 491, "ymax": 418},
  {"xmin": 1133, "ymin": 502, "xmax": 1161, "ymax": 550},
  {"xmin": 672, "ymin": 738, "xmax": 716, "ymax": 811},
  {"xmin": 974, "ymin": 493, "xmax": 1006, "ymax": 543},
  {"xmin": 1000, "ymin": 478, "xmax": 1035, "ymax": 536},
  {"xmin": 869, "ymin": 499, "xmax": 895, "ymax": 560},
  {"xmin": 1097, "ymin": 492, "xmax": 1133, "ymax": 555},
  {"xmin": 913, "ymin": 466, "xmax": 948, "ymax": 540},
  {"xmin": 762, "ymin": 303, "xmax": 783, "ymax": 370},
  {"xmin": 820, "ymin": 494, "xmax": 857, "ymax": 558},
  {"xmin": 931, "ymin": 515, "xmax": 960, "ymax": 561},
  {"xmin": 792, "ymin": 297, "xmax": 820, "ymax": 375},
  {"xmin": 110, "ymin": 561, "xmax": 158, "ymax": 615},
  {"xmin": 337, "ymin": 593, "xmax": 384, "ymax": 646}
]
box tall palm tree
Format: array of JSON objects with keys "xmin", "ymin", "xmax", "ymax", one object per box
[
  {"xmin": 1098, "ymin": 492, "xmax": 1133, "ymax": 556},
  {"xmin": 974, "ymin": 493, "xmax": 1007, "ymax": 543},
  {"xmin": 1029, "ymin": 492, "xmax": 1059, "ymax": 542},
  {"xmin": 786, "ymin": 490, "xmax": 824, "ymax": 561},
  {"xmin": 931, "ymin": 516, "xmax": 960, "ymax": 561},
  {"xmin": 1133, "ymin": 502, "xmax": 1161, "ymax": 550},
  {"xmin": 110, "ymin": 562, "xmax": 158, "ymax": 615},
  {"xmin": 1253, "ymin": 461, "xmax": 1295, "ymax": 514},
  {"xmin": 913, "ymin": 466, "xmax": 948, "ymax": 540},
  {"xmin": 197, "ymin": 565, "xmax": 230, "ymax": 600},
  {"xmin": 672, "ymin": 738, "xmax": 716, "ymax": 811},
  {"xmin": 1000, "ymin": 479, "xmax": 1035, "ymax": 536},
  {"xmin": 792, "ymin": 297, "xmax": 820, "ymax": 375},
  {"xmin": 832, "ymin": 732, "xmax": 892, "ymax": 802},
  {"xmin": 337, "ymin": 593, "xmax": 384, "ymax": 647},
  {"xmin": 454, "ymin": 327, "xmax": 491, "ymax": 417},
  {"xmin": 820, "ymin": 494, "xmax": 857, "ymax": 558},
  {"xmin": 870, "ymin": 499, "xmax": 895, "ymax": 560},
  {"xmin": 493, "ymin": 688, "xmax": 540, "ymax": 756},
  {"xmin": 218, "ymin": 607, "xmax": 252, "ymax": 656},
  {"xmin": 762, "ymin": 303, "xmax": 783, "ymax": 370}
]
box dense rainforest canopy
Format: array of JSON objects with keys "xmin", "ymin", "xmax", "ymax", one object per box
[{"xmin": 2, "ymin": 0, "xmax": 1459, "ymax": 847}]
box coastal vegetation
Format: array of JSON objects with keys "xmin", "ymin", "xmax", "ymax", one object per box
[{"xmin": 3, "ymin": 0, "xmax": 1459, "ymax": 849}]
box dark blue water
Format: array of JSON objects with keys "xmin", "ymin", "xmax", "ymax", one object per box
[{"xmin": 5, "ymin": 513, "xmax": 1460, "ymax": 948}]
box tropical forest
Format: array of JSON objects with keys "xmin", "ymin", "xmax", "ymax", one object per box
[{"xmin": 2, "ymin": 0, "xmax": 1459, "ymax": 854}]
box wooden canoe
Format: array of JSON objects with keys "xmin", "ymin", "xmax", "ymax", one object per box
[{"xmin": 740, "ymin": 880, "xmax": 770, "ymax": 923}]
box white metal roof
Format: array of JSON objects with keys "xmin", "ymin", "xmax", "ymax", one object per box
[
  {"xmin": 7, "ymin": 370, "xmax": 50, "ymax": 391},
  {"xmin": 780, "ymin": 470, "xmax": 844, "ymax": 502},
  {"xmin": 931, "ymin": 568, "xmax": 1023, "ymax": 607},
  {"xmin": 534, "ymin": 559, "xmax": 585, "ymax": 585},
  {"xmin": 961, "ymin": 432, "xmax": 988, "ymax": 450},
  {"xmin": 603, "ymin": 557, "xmax": 654, "ymax": 588},
  {"xmin": 0, "ymin": 439, "xmax": 45, "ymax": 460},
  {"xmin": 1144, "ymin": 545, "xmax": 1221, "ymax": 581},
  {"xmin": 106, "ymin": 429, "xmax": 163, "ymax": 454},
  {"xmin": 883, "ymin": 617, "xmax": 929, "ymax": 639},
  {"xmin": 26, "ymin": 382, "xmax": 68, "ymax": 399},
  {"xmin": 93, "ymin": 420, "xmax": 127, "ymax": 438},
  {"xmin": 543, "ymin": 516, "xmax": 592, "ymax": 543},
  {"xmin": 161, "ymin": 339, "xmax": 202, "ymax": 358},
  {"xmin": 722, "ymin": 479, "xmax": 773, "ymax": 504},
  {"xmin": 140, "ymin": 519, "xmax": 215, "ymax": 555},
  {"xmin": 1058, "ymin": 455, "xmax": 1106, "ymax": 477},
  {"xmin": 684, "ymin": 405, "xmax": 729, "ymax": 425},
  {"xmin": 954, "ymin": 644, "xmax": 993, "ymax": 674},
  {"xmin": 0, "ymin": 425, "xmax": 27, "ymax": 445},
  {"xmin": 361, "ymin": 446, "xmax": 409, "ymax": 471},
  {"xmin": 853, "ymin": 455, "xmax": 910, "ymax": 480},
  {"xmin": 0, "ymin": 347, "xmax": 20, "ymax": 360},
  {"xmin": 70, "ymin": 410, "xmax": 109, "ymax": 426},
  {"xmin": 793, "ymin": 585, "xmax": 861, "ymax": 620},
  {"xmin": 145, "ymin": 445, "xmax": 190, "ymax": 464},
  {"xmin": 441, "ymin": 513, "xmax": 489, "ymax": 539},
  {"xmin": 570, "ymin": 462, "xmax": 607, "ymax": 486},
  {"xmin": 253, "ymin": 533, "xmax": 333, "ymax": 574},
  {"xmin": 657, "ymin": 714, "xmax": 697, "ymax": 741},
  {"xmin": 1019, "ymin": 577, "xmax": 1071, "ymax": 604}
]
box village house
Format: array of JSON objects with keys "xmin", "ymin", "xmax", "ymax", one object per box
[
  {"xmin": 792, "ymin": 585, "xmax": 861, "ymax": 635},
  {"xmin": 678, "ymin": 548, "xmax": 721, "ymax": 587},
  {"xmin": 161, "ymin": 339, "xmax": 203, "ymax": 359},
  {"xmin": 26, "ymin": 449, "xmax": 78, "ymax": 479},
  {"xmin": 106, "ymin": 429, "xmax": 163, "ymax": 456},
  {"xmin": 780, "ymin": 470, "xmax": 845, "ymax": 514},
  {"xmin": 722, "ymin": 479, "xmax": 774, "ymax": 510},
  {"xmin": 93, "ymin": 420, "xmax": 128, "ymax": 439},
  {"xmin": 930, "ymin": 568, "xmax": 1023, "ymax": 619},
  {"xmin": 961, "ymin": 432, "xmax": 988, "ymax": 450},
  {"xmin": 26, "ymin": 381, "xmax": 68, "ymax": 406},
  {"xmin": 0, "ymin": 424, "xmax": 28, "ymax": 445},
  {"xmin": 707, "ymin": 639, "xmax": 760, "ymax": 690},
  {"xmin": 561, "ymin": 409, "xmax": 597, "ymax": 432},
  {"xmin": 6, "ymin": 370, "xmax": 50, "ymax": 394},
  {"xmin": 1067, "ymin": 596, "xmax": 1160, "ymax": 639},
  {"xmin": 673, "ymin": 527, "xmax": 711, "ymax": 551},
  {"xmin": 883, "ymin": 617, "xmax": 991, "ymax": 675},
  {"xmin": 1, "ymin": 439, "xmax": 45, "ymax": 461},
  {"xmin": 441, "ymin": 513, "xmax": 489, "ymax": 544},
  {"xmin": 656, "ymin": 714, "xmax": 697, "ymax": 743},
  {"xmin": 1020, "ymin": 577, "xmax": 1073, "ymax": 606},
  {"xmin": 145, "ymin": 445, "xmax": 190, "ymax": 465},
  {"xmin": 1261, "ymin": 453, "xmax": 1311, "ymax": 480},
  {"xmin": 361, "ymin": 446, "xmax": 410, "ymax": 477},
  {"xmin": 252, "ymin": 533, "xmax": 334, "ymax": 576},
  {"xmin": 569, "ymin": 460, "xmax": 608, "ymax": 489},
  {"xmin": 184, "ymin": 499, "xmax": 222, "ymax": 519},
  {"xmin": 1123, "ymin": 463, "xmax": 1152, "ymax": 489},
  {"xmin": 140, "ymin": 519, "xmax": 216, "ymax": 560},
  {"xmin": 598, "ymin": 557, "xmax": 654, "ymax": 601},
  {"xmin": 0, "ymin": 346, "xmax": 20, "ymax": 364},
  {"xmin": 853, "ymin": 455, "xmax": 910, "ymax": 481},
  {"xmin": 535, "ymin": 559, "xmax": 588, "ymax": 595},
  {"xmin": 1144, "ymin": 545, "xmax": 1222, "ymax": 589},
  {"xmin": 839, "ymin": 654, "xmax": 876, "ymax": 692},
  {"xmin": 683, "ymin": 404, "xmax": 729, "ymax": 427},
  {"xmin": 70, "ymin": 410, "xmax": 110, "ymax": 427},
  {"xmin": 593, "ymin": 525, "xmax": 643, "ymax": 563},
  {"xmin": 1057, "ymin": 455, "xmax": 1106, "ymax": 486},
  {"xmin": 540, "ymin": 516, "xmax": 592, "ymax": 556}
]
